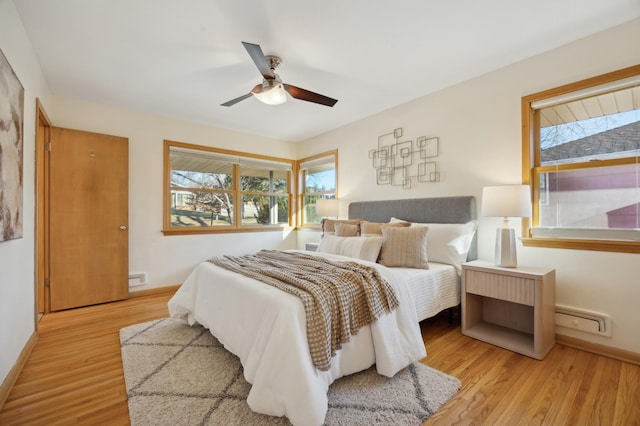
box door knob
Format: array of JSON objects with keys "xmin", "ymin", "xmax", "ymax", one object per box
[{"xmin": 120, "ymin": 225, "xmax": 128, "ymax": 230}]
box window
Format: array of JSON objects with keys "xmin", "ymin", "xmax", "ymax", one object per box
[
  {"xmin": 297, "ymin": 150, "xmax": 337, "ymax": 226},
  {"xmin": 522, "ymin": 65, "xmax": 640, "ymax": 253},
  {"xmin": 164, "ymin": 140, "xmax": 293, "ymax": 234}
]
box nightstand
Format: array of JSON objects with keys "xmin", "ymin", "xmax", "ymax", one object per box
[
  {"xmin": 305, "ymin": 243, "xmax": 319, "ymax": 252},
  {"xmin": 461, "ymin": 260, "xmax": 556, "ymax": 360}
]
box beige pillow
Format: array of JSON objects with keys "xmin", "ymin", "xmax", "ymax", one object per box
[
  {"xmin": 378, "ymin": 226, "xmax": 429, "ymax": 269},
  {"xmin": 321, "ymin": 219, "xmax": 361, "ymax": 235},
  {"xmin": 316, "ymin": 235, "xmax": 384, "ymax": 262},
  {"xmin": 335, "ymin": 222, "xmax": 359, "ymax": 237},
  {"xmin": 390, "ymin": 217, "xmax": 477, "ymax": 272},
  {"xmin": 360, "ymin": 220, "xmax": 410, "ymax": 236}
]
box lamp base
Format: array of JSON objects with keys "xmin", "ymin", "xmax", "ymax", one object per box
[{"xmin": 495, "ymin": 227, "xmax": 517, "ymax": 267}]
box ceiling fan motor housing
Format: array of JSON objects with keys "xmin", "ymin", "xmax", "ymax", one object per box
[{"xmin": 265, "ymin": 55, "xmax": 282, "ymax": 72}]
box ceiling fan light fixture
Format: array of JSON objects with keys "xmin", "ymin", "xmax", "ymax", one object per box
[
  {"xmin": 221, "ymin": 43, "xmax": 337, "ymax": 108},
  {"xmin": 253, "ymin": 83, "xmax": 287, "ymax": 105}
]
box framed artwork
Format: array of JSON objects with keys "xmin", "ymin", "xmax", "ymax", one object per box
[{"xmin": 0, "ymin": 49, "xmax": 24, "ymax": 242}]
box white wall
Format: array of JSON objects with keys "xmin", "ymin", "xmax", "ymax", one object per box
[
  {"xmin": 51, "ymin": 97, "xmax": 299, "ymax": 289},
  {"xmin": 0, "ymin": 0, "xmax": 53, "ymax": 388},
  {"xmin": 298, "ymin": 18, "xmax": 640, "ymax": 354}
]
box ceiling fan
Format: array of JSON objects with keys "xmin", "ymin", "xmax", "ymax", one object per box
[{"xmin": 221, "ymin": 42, "xmax": 338, "ymax": 108}]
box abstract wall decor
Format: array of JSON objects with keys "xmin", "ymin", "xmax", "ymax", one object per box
[
  {"xmin": 369, "ymin": 128, "xmax": 440, "ymax": 189},
  {"xmin": 0, "ymin": 49, "xmax": 24, "ymax": 242}
]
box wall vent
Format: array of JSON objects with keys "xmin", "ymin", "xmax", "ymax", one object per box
[
  {"xmin": 555, "ymin": 305, "xmax": 611, "ymax": 336},
  {"xmin": 128, "ymin": 272, "xmax": 147, "ymax": 287}
]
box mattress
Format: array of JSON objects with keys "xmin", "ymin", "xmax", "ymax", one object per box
[{"xmin": 387, "ymin": 262, "xmax": 460, "ymax": 321}]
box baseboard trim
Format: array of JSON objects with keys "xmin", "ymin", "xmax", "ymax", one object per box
[
  {"xmin": 0, "ymin": 331, "xmax": 38, "ymax": 410},
  {"xmin": 128, "ymin": 284, "xmax": 181, "ymax": 299},
  {"xmin": 557, "ymin": 334, "xmax": 640, "ymax": 366}
]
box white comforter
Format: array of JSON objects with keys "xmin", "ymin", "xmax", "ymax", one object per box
[{"xmin": 168, "ymin": 250, "xmax": 426, "ymax": 426}]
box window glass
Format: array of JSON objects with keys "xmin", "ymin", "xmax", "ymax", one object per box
[
  {"xmin": 523, "ymin": 66, "xmax": 640, "ymax": 251},
  {"xmin": 240, "ymin": 164, "xmax": 290, "ymax": 226},
  {"xmin": 535, "ymin": 85, "xmax": 640, "ymax": 234},
  {"xmin": 539, "ymin": 86, "xmax": 640, "ymax": 166},
  {"xmin": 165, "ymin": 142, "xmax": 292, "ymax": 233},
  {"xmin": 170, "ymin": 191, "xmax": 234, "ymax": 227},
  {"xmin": 170, "ymin": 151, "xmax": 233, "ymax": 189},
  {"xmin": 241, "ymin": 194, "xmax": 289, "ymax": 225},
  {"xmin": 537, "ymin": 162, "xmax": 639, "ymax": 230},
  {"xmin": 241, "ymin": 167, "xmax": 288, "ymax": 193},
  {"xmin": 298, "ymin": 152, "xmax": 337, "ymax": 225},
  {"xmin": 305, "ymin": 164, "xmax": 336, "ymax": 193}
]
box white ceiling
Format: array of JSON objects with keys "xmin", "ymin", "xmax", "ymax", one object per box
[{"xmin": 14, "ymin": 0, "xmax": 640, "ymax": 142}]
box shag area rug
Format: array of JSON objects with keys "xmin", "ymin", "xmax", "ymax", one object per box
[{"xmin": 120, "ymin": 318, "xmax": 460, "ymax": 426}]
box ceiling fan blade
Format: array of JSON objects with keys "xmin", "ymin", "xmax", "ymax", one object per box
[
  {"xmin": 220, "ymin": 92, "xmax": 253, "ymax": 107},
  {"xmin": 221, "ymin": 84, "xmax": 263, "ymax": 107},
  {"xmin": 283, "ymin": 84, "xmax": 338, "ymax": 107},
  {"xmin": 242, "ymin": 41, "xmax": 276, "ymax": 80}
]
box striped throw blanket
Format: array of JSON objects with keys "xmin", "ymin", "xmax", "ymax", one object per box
[{"xmin": 209, "ymin": 250, "xmax": 399, "ymax": 371}]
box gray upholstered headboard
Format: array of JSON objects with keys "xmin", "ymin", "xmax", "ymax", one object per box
[{"xmin": 348, "ymin": 196, "xmax": 477, "ymax": 261}]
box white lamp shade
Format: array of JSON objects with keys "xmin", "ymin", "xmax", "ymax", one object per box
[
  {"xmin": 481, "ymin": 185, "xmax": 532, "ymax": 218},
  {"xmin": 315, "ymin": 199, "xmax": 338, "ymax": 217},
  {"xmin": 482, "ymin": 184, "xmax": 531, "ymax": 268},
  {"xmin": 253, "ymin": 84, "xmax": 287, "ymax": 105}
]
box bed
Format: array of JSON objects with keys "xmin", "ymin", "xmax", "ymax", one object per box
[
  {"xmin": 348, "ymin": 196, "xmax": 477, "ymax": 320},
  {"xmin": 168, "ymin": 196, "xmax": 477, "ymax": 425}
]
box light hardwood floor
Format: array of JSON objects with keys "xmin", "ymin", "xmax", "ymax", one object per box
[{"xmin": 1, "ymin": 291, "xmax": 638, "ymax": 425}]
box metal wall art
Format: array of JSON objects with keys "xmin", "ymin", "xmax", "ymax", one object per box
[{"xmin": 369, "ymin": 128, "xmax": 439, "ymax": 189}]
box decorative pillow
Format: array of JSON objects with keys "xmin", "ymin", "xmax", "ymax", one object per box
[
  {"xmin": 335, "ymin": 222, "xmax": 359, "ymax": 237},
  {"xmin": 378, "ymin": 226, "xmax": 429, "ymax": 269},
  {"xmin": 317, "ymin": 235, "xmax": 383, "ymax": 262},
  {"xmin": 360, "ymin": 220, "xmax": 410, "ymax": 236},
  {"xmin": 391, "ymin": 217, "xmax": 477, "ymax": 271},
  {"xmin": 321, "ymin": 219, "xmax": 361, "ymax": 236}
]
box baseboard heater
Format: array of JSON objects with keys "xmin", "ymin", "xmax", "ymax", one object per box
[{"xmin": 555, "ymin": 305, "xmax": 611, "ymax": 337}]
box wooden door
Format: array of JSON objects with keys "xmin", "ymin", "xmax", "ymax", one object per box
[{"xmin": 49, "ymin": 127, "xmax": 129, "ymax": 311}]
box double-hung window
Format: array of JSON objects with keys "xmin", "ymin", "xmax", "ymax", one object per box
[
  {"xmin": 522, "ymin": 65, "xmax": 640, "ymax": 253},
  {"xmin": 297, "ymin": 150, "xmax": 337, "ymax": 226},
  {"xmin": 164, "ymin": 140, "xmax": 293, "ymax": 234}
]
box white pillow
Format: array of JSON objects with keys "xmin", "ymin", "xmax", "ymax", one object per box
[
  {"xmin": 391, "ymin": 217, "xmax": 477, "ymax": 271},
  {"xmin": 316, "ymin": 235, "xmax": 383, "ymax": 262}
]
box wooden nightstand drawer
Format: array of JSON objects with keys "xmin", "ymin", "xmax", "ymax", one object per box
[{"xmin": 465, "ymin": 270, "xmax": 535, "ymax": 306}]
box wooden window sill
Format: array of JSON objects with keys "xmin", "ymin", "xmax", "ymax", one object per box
[
  {"xmin": 521, "ymin": 237, "xmax": 640, "ymax": 254},
  {"xmin": 162, "ymin": 226, "xmax": 294, "ymax": 236}
]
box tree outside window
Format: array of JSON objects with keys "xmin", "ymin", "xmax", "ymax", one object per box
[
  {"xmin": 164, "ymin": 141, "xmax": 293, "ymax": 234},
  {"xmin": 298, "ymin": 151, "xmax": 337, "ymax": 226}
]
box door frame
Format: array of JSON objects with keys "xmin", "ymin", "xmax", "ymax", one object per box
[{"xmin": 35, "ymin": 98, "xmax": 52, "ymax": 322}]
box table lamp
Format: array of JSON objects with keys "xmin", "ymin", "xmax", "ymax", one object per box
[
  {"xmin": 315, "ymin": 199, "xmax": 338, "ymax": 219},
  {"xmin": 481, "ymin": 185, "xmax": 532, "ymax": 267},
  {"xmin": 315, "ymin": 199, "xmax": 338, "ymax": 238}
]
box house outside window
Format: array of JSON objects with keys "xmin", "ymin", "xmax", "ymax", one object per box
[
  {"xmin": 163, "ymin": 140, "xmax": 293, "ymax": 234},
  {"xmin": 522, "ymin": 65, "xmax": 640, "ymax": 253},
  {"xmin": 297, "ymin": 150, "xmax": 337, "ymax": 226}
]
